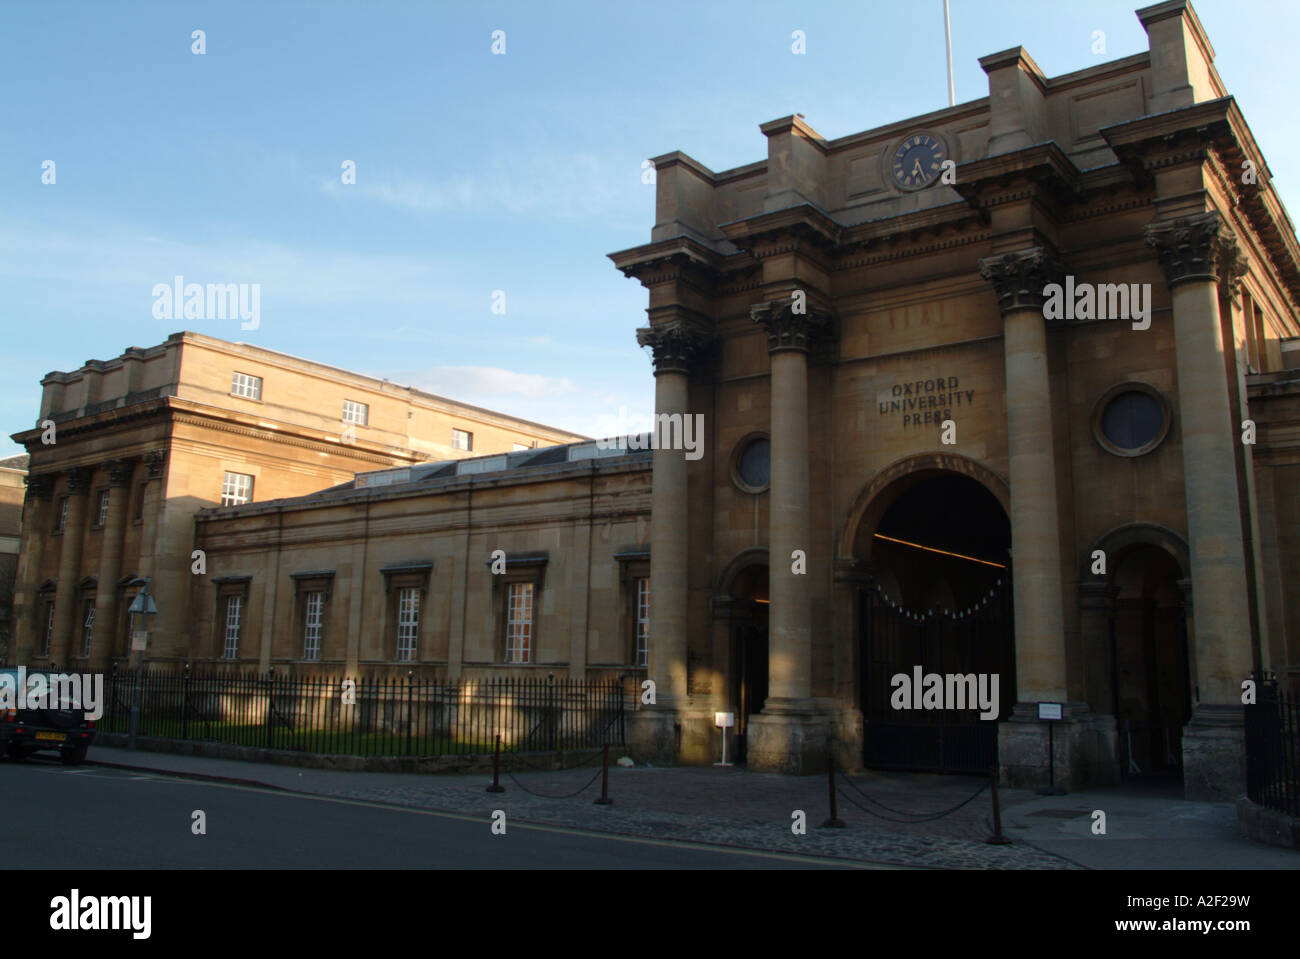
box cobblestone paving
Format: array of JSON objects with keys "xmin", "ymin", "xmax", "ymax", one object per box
[{"xmin": 299, "ymin": 758, "xmax": 1082, "ymax": 869}]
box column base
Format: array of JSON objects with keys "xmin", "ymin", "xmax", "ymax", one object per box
[
  {"xmin": 745, "ymin": 698, "xmax": 832, "ymax": 775},
  {"xmin": 626, "ymin": 705, "xmax": 725, "ymax": 766},
  {"xmin": 1182, "ymin": 704, "xmax": 1246, "ymax": 801},
  {"xmin": 998, "ymin": 702, "xmax": 1119, "ymax": 790},
  {"xmin": 626, "ymin": 708, "xmax": 678, "ymax": 766}
]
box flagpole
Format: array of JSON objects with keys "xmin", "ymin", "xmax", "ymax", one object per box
[{"xmin": 944, "ymin": 0, "xmax": 956, "ymax": 107}]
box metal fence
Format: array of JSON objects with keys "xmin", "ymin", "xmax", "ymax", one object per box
[
  {"xmin": 98, "ymin": 669, "xmax": 631, "ymax": 758},
  {"xmin": 1245, "ymin": 680, "xmax": 1299, "ymax": 817}
]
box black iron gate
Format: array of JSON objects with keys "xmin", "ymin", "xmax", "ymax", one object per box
[{"xmin": 860, "ymin": 579, "xmax": 1015, "ymax": 774}]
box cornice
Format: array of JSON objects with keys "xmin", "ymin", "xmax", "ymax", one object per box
[
  {"xmin": 953, "ymin": 142, "xmax": 1084, "ymax": 211},
  {"xmin": 608, "ymin": 236, "xmax": 727, "ymax": 286},
  {"xmin": 718, "ymin": 203, "xmax": 842, "ymax": 258}
]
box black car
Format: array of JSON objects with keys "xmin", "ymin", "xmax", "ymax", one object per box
[{"xmin": 0, "ymin": 669, "xmax": 96, "ymax": 765}]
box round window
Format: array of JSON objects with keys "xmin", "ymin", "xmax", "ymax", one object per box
[
  {"xmin": 734, "ymin": 437, "xmax": 771, "ymax": 491},
  {"xmin": 1094, "ymin": 386, "xmax": 1169, "ymax": 457}
]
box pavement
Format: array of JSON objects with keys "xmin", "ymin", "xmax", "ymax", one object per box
[
  {"xmin": 1, "ymin": 760, "xmax": 864, "ymax": 869},
  {"xmin": 81, "ymin": 745, "xmax": 1300, "ymax": 869}
]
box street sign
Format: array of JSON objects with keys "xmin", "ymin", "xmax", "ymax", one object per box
[
  {"xmin": 714, "ymin": 711, "xmax": 735, "ymax": 728},
  {"xmin": 127, "ymin": 593, "xmax": 157, "ymax": 615},
  {"xmin": 1037, "ymin": 702, "xmax": 1063, "ymax": 721},
  {"xmin": 131, "ymin": 631, "xmax": 147, "ymax": 651}
]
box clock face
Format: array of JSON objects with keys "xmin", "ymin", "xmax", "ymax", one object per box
[{"xmin": 891, "ymin": 133, "xmax": 947, "ymax": 191}]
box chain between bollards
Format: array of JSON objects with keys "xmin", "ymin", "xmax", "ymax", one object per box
[
  {"xmin": 593, "ymin": 743, "xmax": 613, "ymax": 805},
  {"xmin": 986, "ymin": 763, "xmax": 1011, "ymax": 845},
  {"xmin": 486, "ymin": 733, "xmax": 505, "ymax": 793}
]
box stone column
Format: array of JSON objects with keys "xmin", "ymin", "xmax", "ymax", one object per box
[
  {"xmin": 136, "ymin": 450, "xmax": 166, "ymax": 582},
  {"xmin": 746, "ymin": 300, "xmax": 833, "ymax": 774},
  {"xmin": 91, "ymin": 460, "xmax": 134, "ymax": 669},
  {"xmin": 979, "ymin": 250, "xmax": 1081, "ymax": 787},
  {"xmin": 51, "ymin": 467, "xmax": 92, "ymax": 664},
  {"xmin": 11, "ymin": 474, "xmax": 54, "ymax": 664},
  {"xmin": 1146, "ymin": 212, "xmax": 1252, "ymax": 800},
  {"xmin": 627, "ymin": 321, "xmax": 709, "ymax": 764}
]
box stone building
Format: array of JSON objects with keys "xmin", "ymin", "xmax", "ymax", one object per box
[
  {"xmin": 8, "ymin": 0, "xmax": 1299, "ymax": 802},
  {"xmin": 8, "ymin": 331, "xmax": 586, "ymax": 669},
  {"xmin": 0, "ymin": 454, "xmax": 28, "ymax": 658},
  {"xmin": 611, "ymin": 0, "xmax": 1300, "ymax": 800}
]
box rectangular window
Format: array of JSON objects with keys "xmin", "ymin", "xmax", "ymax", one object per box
[
  {"xmin": 396, "ymin": 587, "xmax": 419, "ymax": 661},
  {"xmin": 82, "ymin": 603, "xmax": 95, "ymax": 657},
  {"xmin": 342, "ymin": 400, "xmax": 369, "ymax": 426},
  {"xmin": 96, "ymin": 490, "xmax": 110, "ymax": 528},
  {"xmin": 303, "ymin": 591, "xmax": 324, "ymax": 660},
  {"xmin": 635, "ymin": 577, "xmax": 650, "ymax": 668},
  {"xmin": 223, "ymin": 596, "xmax": 242, "ymax": 660},
  {"xmin": 231, "ymin": 371, "xmax": 263, "ymax": 400},
  {"xmin": 221, "ymin": 471, "xmax": 254, "ymax": 506},
  {"xmin": 452, "ymin": 428, "xmax": 473, "ymax": 452},
  {"xmin": 56, "ymin": 497, "xmax": 68, "ymax": 532},
  {"xmin": 505, "ymin": 582, "xmax": 534, "ymax": 663},
  {"xmin": 42, "ymin": 604, "xmax": 54, "ymax": 656}
]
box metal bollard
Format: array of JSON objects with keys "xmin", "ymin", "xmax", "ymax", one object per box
[
  {"xmin": 820, "ymin": 754, "xmax": 846, "ymax": 828},
  {"xmin": 486, "ymin": 733, "xmax": 505, "ymax": 793},
  {"xmin": 986, "ymin": 764, "xmax": 1011, "ymax": 845},
  {"xmin": 594, "ymin": 743, "xmax": 613, "ymax": 805}
]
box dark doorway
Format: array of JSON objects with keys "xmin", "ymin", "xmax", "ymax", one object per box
[
  {"xmin": 858, "ymin": 473, "xmax": 1015, "ymax": 774},
  {"xmin": 729, "ymin": 565, "xmax": 769, "ymax": 764},
  {"xmin": 1110, "ymin": 545, "xmax": 1189, "ymax": 784}
]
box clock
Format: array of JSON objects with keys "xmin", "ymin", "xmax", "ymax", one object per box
[{"xmin": 891, "ymin": 132, "xmax": 948, "ymax": 191}]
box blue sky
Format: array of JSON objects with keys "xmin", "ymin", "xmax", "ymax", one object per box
[{"xmin": 3, "ymin": 0, "xmax": 1297, "ymax": 458}]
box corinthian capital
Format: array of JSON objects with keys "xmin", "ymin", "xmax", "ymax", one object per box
[
  {"xmin": 1145, "ymin": 211, "xmax": 1247, "ymax": 290},
  {"xmin": 978, "ymin": 248, "xmax": 1065, "ymax": 315},
  {"xmin": 65, "ymin": 467, "xmax": 93, "ymax": 495},
  {"xmin": 750, "ymin": 299, "xmax": 834, "ymax": 354},
  {"xmin": 635, "ymin": 322, "xmax": 712, "ymax": 376},
  {"xmin": 24, "ymin": 474, "xmax": 55, "ymax": 502}
]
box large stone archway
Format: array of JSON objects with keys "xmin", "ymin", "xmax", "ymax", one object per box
[
  {"xmin": 836, "ymin": 455, "xmax": 1015, "ymax": 774},
  {"xmin": 838, "ymin": 452, "xmax": 1011, "ymax": 563}
]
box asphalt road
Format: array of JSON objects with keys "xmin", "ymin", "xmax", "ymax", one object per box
[{"xmin": 0, "ymin": 757, "xmax": 865, "ymax": 869}]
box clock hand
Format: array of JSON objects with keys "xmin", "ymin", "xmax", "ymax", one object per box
[{"xmin": 912, "ymin": 158, "xmax": 924, "ymax": 178}]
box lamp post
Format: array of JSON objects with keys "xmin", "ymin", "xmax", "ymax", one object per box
[{"xmin": 126, "ymin": 577, "xmax": 157, "ymax": 750}]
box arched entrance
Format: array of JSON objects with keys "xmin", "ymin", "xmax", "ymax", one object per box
[
  {"xmin": 724, "ymin": 561, "xmax": 769, "ymax": 764},
  {"xmin": 848, "ymin": 461, "xmax": 1016, "ymax": 774},
  {"xmin": 1109, "ymin": 543, "xmax": 1190, "ymax": 783}
]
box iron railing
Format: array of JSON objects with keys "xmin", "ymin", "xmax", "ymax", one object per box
[
  {"xmin": 1245, "ymin": 680, "xmax": 1299, "ymax": 817},
  {"xmin": 97, "ymin": 668, "xmax": 631, "ymax": 758}
]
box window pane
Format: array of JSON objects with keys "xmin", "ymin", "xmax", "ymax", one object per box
[
  {"xmin": 737, "ymin": 438, "xmax": 771, "ymax": 488},
  {"xmin": 223, "ymin": 595, "xmax": 242, "ymax": 659},
  {"xmin": 303, "ymin": 591, "xmax": 324, "ymax": 660},
  {"xmin": 506, "ymin": 582, "xmax": 534, "ymax": 663},
  {"xmin": 635, "ymin": 578, "xmax": 650, "ymax": 667},
  {"xmin": 232, "ymin": 372, "xmax": 262, "ymax": 400},
  {"xmin": 397, "ymin": 587, "xmax": 419, "ymax": 661},
  {"xmin": 1101, "ymin": 391, "xmax": 1163, "ymax": 451},
  {"xmin": 221, "ymin": 471, "xmax": 254, "ymax": 506}
]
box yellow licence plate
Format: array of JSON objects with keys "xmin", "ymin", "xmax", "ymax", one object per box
[{"xmin": 35, "ymin": 732, "xmax": 67, "ymax": 742}]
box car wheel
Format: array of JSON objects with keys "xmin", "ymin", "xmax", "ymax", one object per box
[{"xmin": 60, "ymin": 745, "xmax": 88, "ymax": 766}]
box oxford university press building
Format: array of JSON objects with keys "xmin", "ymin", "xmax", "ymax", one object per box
[{"xmin": 12, "ymin": 1, "xmax": 1300, "ymax": 801}]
